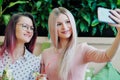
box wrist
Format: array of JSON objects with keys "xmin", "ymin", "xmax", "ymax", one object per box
[{"xmin": 116, "ymin": 32, "xmax": 120, "ymax": 37}]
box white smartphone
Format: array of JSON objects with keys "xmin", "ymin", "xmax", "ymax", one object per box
[{"xmin": 97, "ymin": 7, "xmax": 116, "ymax": 24}]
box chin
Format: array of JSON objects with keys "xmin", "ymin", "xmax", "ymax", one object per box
[
  {"xmin": 24, "ymin": 39, "xmax": 31, "ymax": 43},
  {"xmin": 26, "ymin": 40, "xmax": 31, "ymax": 43},
  {"xmin": 64, "ymin": 35, "xmax": 71, "ymax": 38}
]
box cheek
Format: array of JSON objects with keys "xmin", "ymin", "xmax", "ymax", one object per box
[
  {"xmin": 16, "ymin": 32, "xmax": 21, "ymax": 40},
  {"xmin": 32, "ymin": 32, "xmax": 34, "ymax": 36},
  {"xmin": 69, "ymin": 27, "xmax": 73, "ymax": 33},
  {"xmin": 57, "ymin": 29, "xmax": 61, "ymax": 37},
  {"xmin": 57, "ymin": 28, "xmax": 59, "ymax": 34},
  {"xmin": 15, "ymin": 29, "xmax": 23, "ymax": 38},
  {"xmin": 15, "ymin": 30, "xmax": 19, "ymax": 37}
]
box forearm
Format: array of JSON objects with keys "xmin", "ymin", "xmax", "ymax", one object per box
[{"xmin": 106, "ymin": 33, "xmax": 120, "ymax": 59}]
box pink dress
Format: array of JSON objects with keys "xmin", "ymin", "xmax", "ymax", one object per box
[{"xmin": 40, "ymin": 43, "xmax": 110, "ymax": 80}]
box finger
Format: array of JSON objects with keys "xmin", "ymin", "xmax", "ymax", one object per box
[
  {"xmin": 115, "ymin": 9, "xmax": 120, "ymax": 14},
  {"xmin": 109, "ymin": 23, "xmax": 120, "ymax": 27},
  {"xmin": 109, "ymin": 13, "xmax": 120, "ymax": 24},
  {"xmin": 110, "ymin": 10, "xmax": 120, "ymax": 19}
]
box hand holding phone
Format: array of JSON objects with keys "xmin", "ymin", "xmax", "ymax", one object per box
[{"xmin": 97, "ymin": 7, "xmax": 117, "ymax": 24}]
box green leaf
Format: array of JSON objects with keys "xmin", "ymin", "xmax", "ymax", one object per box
[
  {"xmin": 81, "ymin": 12, "xmax": 91, "ymax": 26},
  {"xmin": 41, "ymin": 14, "xmax": 45, "ymax": 21},
  {"xmin": 36, "ymin": 1, "xmax": 42, "ymax": 9},
  {"xmin": 90, "ymin": 2, "xmax": 97, "ymax": 12},
  {"xmin": 117, "ymin": 0, "xmax": 120, "ymax": 6},
  {"xmin": 8, "ymin": 1, "xmax": 28, "ymax": 8},
  {"xmin": 80, "ymin": 22, "xmax": 89, "ymax": 32},
  {"xmin": 58, "ymin": 0, "xmax": 64, "ymax": 6},
  {"xmin": 80, "ymin": 22, "xmax": 85, "ymax": 32},
  {"xmin": 76, "ymin": 19, "xmax": 80, "ymax": 26},
  {"xmin": 98, "ymin": 24, "xmax": 105, "ymax": 35},
  {"xmin": 3, "ymin": 14, "xmax": 11, "ymax": 25},
  {"xmin": 0, "ymin": 0, "xmax": 3, "ymax": 6},
  {"xmin": 0, "ymin": 0, "xmax": 3, "ymax": 17},
  {"xmin": 91, "ymin": 19, "xmax": 99, "ymax": 27},
  {"xmin": 111, "ymin": 27, "xmax": 117, "ymax": 36},
  {"xmin": 87, "ymin": 0, "xmax": 94, "ymax": 7},
  {"xmin": 109, "ymin": 0, "xmax": 117, "ymax": 9},
  {"xmin": 97, "ymin": 2, "xmax": 107, "ymax": 7},
  {"xmin": 92, "ymin": 27, "xmax": 97, "ymax": 36}
]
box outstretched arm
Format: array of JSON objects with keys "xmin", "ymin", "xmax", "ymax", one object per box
[{"xmin": 106, "ymin": 9, "xmax": 120, "ymax": 59}]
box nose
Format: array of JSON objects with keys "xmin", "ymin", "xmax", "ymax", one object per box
[{"xmin": 62, "ymin": 23, "xmax": 68, "ymax": 30}]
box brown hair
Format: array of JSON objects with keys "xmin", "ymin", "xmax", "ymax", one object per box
[{"xmin": 0, "ymin": 12, "xmax": 37, "ymax": 58}]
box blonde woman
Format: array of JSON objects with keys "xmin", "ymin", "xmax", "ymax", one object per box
[{"xmin": 40, "ymin": 7, "xmax": 120, "ymax": 80}]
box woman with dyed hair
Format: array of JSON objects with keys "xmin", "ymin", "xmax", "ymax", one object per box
[
  {"xmin": 40, "ymin": 7, "xmax": 120, "ymax": 80},
  {"xmin": 0, "ymin": 12, "xmax": 40, "ymax": 80}
]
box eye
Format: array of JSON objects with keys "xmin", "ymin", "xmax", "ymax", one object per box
[
  {"xmin": 22, "ymin": 24, "xmax": 27, "ymax": 28},
  {"xmin": 57, "ymin": 23, "xmax": 62, "ymax": 26},
  {"xmin": 30, "ymin": 27, "xmax": 34, "ymax": 30},
  {"xmin": 66, "ymin": 20, "xmax": 70, "ymax": 24}
]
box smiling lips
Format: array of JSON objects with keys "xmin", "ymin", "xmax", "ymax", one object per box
[
  {"xmin": 61, "ymin": 30, "xmax": 70, "ymax": 34},
  {"xmin": 24, "ymin": 34, "xmax": 32, "ymax": 38}
]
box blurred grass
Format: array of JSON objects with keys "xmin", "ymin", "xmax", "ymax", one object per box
[{"xmin": 0, "ymin": 42, "xmax": 2, "ymax": 45}]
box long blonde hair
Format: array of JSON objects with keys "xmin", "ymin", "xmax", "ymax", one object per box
[{"xmin": 48, "ymin": 7, "xmax": 77, "ymax": 80}]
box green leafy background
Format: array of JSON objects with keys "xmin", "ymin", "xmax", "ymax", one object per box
[{"xmin": 0, "ymin": 0, "xmax": 120, "ymax": 37}]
